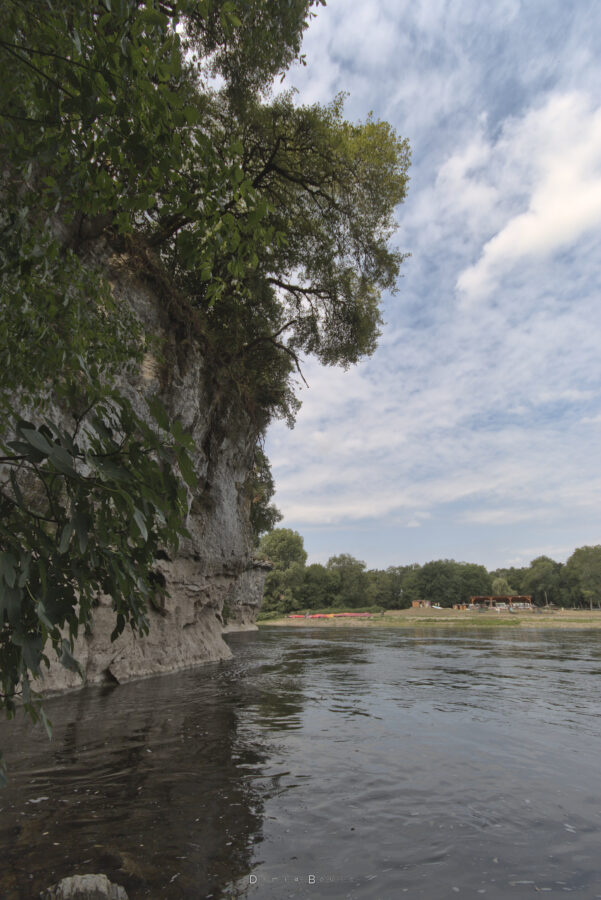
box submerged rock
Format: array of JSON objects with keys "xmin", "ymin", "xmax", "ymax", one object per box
[{"xmin": 40, "ymin": 873, "xmax": 128, "ymax": 900}]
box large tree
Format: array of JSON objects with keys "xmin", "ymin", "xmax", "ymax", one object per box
[
  {"xmin": 417, "ymin": 559, "xmax": 461, "ymax": 607},
  {"xmin": 565, "ymin": 546, "xmax": 601, "ymax": 610},
  {"xmin": 0, "ymin": 0, "xmax": 410, "ymax": 770},
  {"xmin": 259, "ymin": 528, "xmax": 307, "ymax": 571},
  {"xmin": 457, "ymin": 563, "xmax": 492, "ymax": 601},
  {"xmin": 326, "ymin": 554, "xmax": 368, "ymax": 608},
  {"xmin": 524, "ymin": 556, "xmax": 562, "ymax": 607},
  {"xmin": 258, "ymin": 528, "xmax": 307, "ymax": 614},
  {"xmin": 298, "ymin": 563, "xmax": 339, "ymax": 609}
]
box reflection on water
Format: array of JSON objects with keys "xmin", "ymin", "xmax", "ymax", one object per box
[
  {"xmin": 1, "ymin": 628, "xmax": 601, "ymax": 898},
  {"xmin": 0, "ymin": 646, "xmax": 270, "ymax": 899}
]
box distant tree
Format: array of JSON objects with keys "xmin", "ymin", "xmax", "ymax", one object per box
[
  {"xmin": 259, "ymin": 528, "xmax": 307, "ymax": 570},
  {"xmin": 557, "ymin": 564, "xmax": 579, "ymax": 608},
  {"xmin": 565, "ymin": 546, "xmax": 601, "ymax": 610},
  {"xmin": 298, "ymin": 563, "xmax": 339, "ymax": 609},
  {"xmin": 366, "ymin": 565, "xmax": 420, "ymax": 608},
  {"xmin": 457, "ymin": 563, "xmax": 492, "ymax": 600},
  {"xmin": 326, "ymin": 554, "xmax": 367, "ymax": 608},
  {"xmin": 365, "ymin": 569, "xmax": 394, "ymax": 607},
  {"xmin": 398, "ymin": 565, "xmax": 421, "ymax": 607},
  {"xmin": 492, "ymin": 576, "xmax": 514, "ymax": 595},
  {"xmin": 261, "ymin": 570, "xmax": 291, "ymax": 615},
  {"xmin": 524, "ymin": 556, "xmax": 562, "ymax": 607},
  {"xmin": 415, "ymin": 560, "xmax": 492, "ymax": 606},
  {"xmin": 417, "ymin": 560, "xmax": 462, "ymax": 607},
  {"xmin": 260, "ymin": 559, "xmax": 308, "ymax": 615},
  {"xmin": 492, "ymin": 567, "xmax": 528, "ymax": 593}
]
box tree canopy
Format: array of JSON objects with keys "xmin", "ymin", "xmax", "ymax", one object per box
[
  {"xmin": 0, "ymin": 0, "xmax": 411, "ymax": 775},
  {"xmin": 259, "ymin": 528, "xmax": 307, "ymax": 570},
  {"xmin": 565, "ymin": 546, "xmax": 601, "ymax": 610},
  {"xmin": 256, "ymin": 533, "xmax": 601, "ymax": 617}
]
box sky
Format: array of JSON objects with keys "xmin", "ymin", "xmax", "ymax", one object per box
[{"xmin": 265, "ymin": 0, "xmax": 601, "ymax": 572}]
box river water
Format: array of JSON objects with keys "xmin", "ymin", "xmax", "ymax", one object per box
[{"xmin": 1, "ymin": 627, "xmax": 601, "ymax": 899}]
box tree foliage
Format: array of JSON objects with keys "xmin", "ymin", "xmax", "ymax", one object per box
[
  {"xmin": 256, "ymin": 526, "xmax": 601, "ymax": 618},
  {"xmin": 326, "ymin": 554, "xmax": 367, "ymax": 608},
  {"xmin": 523, "ymin": 556, "xmax": 561, "ymax": 607},
  {"xmin": 491, "ymin": 575, "xmax": 513, "ymax": 595},
  {"xmin": 565, "ymin": 546, "xmax": 601, "ymax": 610},
  {"xmin": 247, "ymin": 447, "xmax": 282, "ymax": 543},
  {"xmin": 0, "ymin": 0, "xmax": 411, "ymax": 781},
  {"xmin": 415, "ymin": 559, "xmax": 492, "ymax": 607},
  {"xmin": 259, "ymin": 527, "xmax": 307, "ymax": 571}
]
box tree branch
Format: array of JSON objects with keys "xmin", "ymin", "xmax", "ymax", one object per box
[
  {"xmin": 0, "ymin": 45, "xmax": 76, "ymax": 98},
  {"xmin": 267, "ymin": 277, "xmax": 331, "ymax": 300}
]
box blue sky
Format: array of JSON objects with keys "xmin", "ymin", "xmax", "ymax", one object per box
[{"xmin": 265, "ymin": 0, "xmax": 601, "ymax": 571}]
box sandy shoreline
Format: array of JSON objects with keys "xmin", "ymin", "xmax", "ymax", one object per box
[{"xmin": 258, "ymin": 608, "xmax": 601, "ymax": 630}]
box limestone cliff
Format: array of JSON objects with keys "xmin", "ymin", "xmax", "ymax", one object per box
[{"xmin": 40, "ymin": 247, "xmax": 267, "ymax": 694}]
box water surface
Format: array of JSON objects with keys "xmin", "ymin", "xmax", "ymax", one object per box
[{"xmin": 1, "ymin": 627, "xmax": 601, "ymax": 898}]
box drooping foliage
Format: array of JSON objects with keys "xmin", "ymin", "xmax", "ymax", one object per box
[{"xmin": 0, "ymin": 0, "xmax": 411, "ymax": 777}]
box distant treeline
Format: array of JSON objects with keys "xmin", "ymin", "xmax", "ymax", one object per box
[{"xmin": 258, "ymin": 529, "xmax": 601, "ymax": 614}]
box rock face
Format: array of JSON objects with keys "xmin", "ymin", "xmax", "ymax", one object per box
[
  {"xmin": 222, "ymin": 558, "xmax": 272, "ymax": 633},
  {"xmin": 40, "ymin": 874, "xmax": 128, "ymax": 900},
  {"xmin": 40, "ymin": 246, "xmax": 267, "ymax": 694}
]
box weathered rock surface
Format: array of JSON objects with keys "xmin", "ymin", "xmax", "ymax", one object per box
[
  {"xmin": 222, "ymin": 558, "xmax": 271, "ymax": 633},
  {"xmin": 39, "ymin": 246, "xmax": 268, "ymax": 694},
  {"xmin": 40, "ymin": 873, "xmax": 128, "ymax": 900}
]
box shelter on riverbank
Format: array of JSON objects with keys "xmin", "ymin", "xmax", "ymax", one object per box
[{"xmin": 470, "ymin": 595, "xmax": 533, "ymax": 610}]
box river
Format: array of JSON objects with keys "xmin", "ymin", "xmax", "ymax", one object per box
[{"xmin": 1, "ymin": 627, "xmax": 601, "ymax": 899}]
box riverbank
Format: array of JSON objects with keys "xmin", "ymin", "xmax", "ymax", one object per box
[{"xmin": 259, "ymin": 608, "xmax": 601, "ymax": 629}]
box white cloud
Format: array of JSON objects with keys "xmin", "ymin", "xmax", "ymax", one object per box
[
  {"xmin": 461, "ymin": 507, "xmax": 551, "ymax": 526},
  {"xmin": 265, "ymin": 1, "xmax": 601, "ymax": 569},
  {"xmin": 507, "ymin": 546, "xmax": 578, "ymax": 567},
  {"xmin": 456, "ymin": 93, "xmax": 601, "ymax": 304}
]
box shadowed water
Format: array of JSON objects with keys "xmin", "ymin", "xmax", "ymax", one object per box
[{"xmin": 1, "ymin": 627, "xmax": 601, "ymax": 898}]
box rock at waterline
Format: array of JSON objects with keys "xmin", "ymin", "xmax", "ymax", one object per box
[{"xmin": 40, "ymin": 873, "xmax": 128, "ymax": 900}]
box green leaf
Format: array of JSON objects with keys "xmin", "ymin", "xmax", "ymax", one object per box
[
  {"xmin": 49, "ymin": 445, "xmax": 77, "ymax": 477},
  {"xmin": 20, "ymin": 428, "xmax": 53, "ymax": 456},
  {"xmin": 73, "ymin": 512, "xmax": 88, "ymax": 554},
  {"xmin": 176, "ymin": 448, "xmax": 196, "ymax": 488},
  {"xmin": 0, "ymin": 552, "xmax": 17, "ymax": 588},
  {"xmin": 171, "ymin": 419, "xmax": 194, "ymax": 450},
  {"xmin": 148, "ymin": 396, "xmax": 170, "ymax": 431},
  {"xmin": 133, "ymin": 508, "xmax": 148, "ymax": 542},
  {"xmin": 59, "ymin": 639, "xmax": 82, "ymax": 675},
  {"xmin": 110, "ymin": 612, "xmax": 125, "ymax": 642},
  {"xmin": 39, "ymin": 706, "xmax": 53, "ymax": 739},
  {"xmin": 12, "ymin": 632, "xmax": 43, "ymax": 674},
  {"xmin": 91, "ymin": 456, "xmax": 129, "ymax": 482},
  {"xmin": 58, "ymin": 521, "xmax": 74, "ymax": 555},
  {"xmin": 36, "ymin": 601, "xmax": 55, "ymax": 631},
  {"xmin": 183, "ymin": 106, "xmax": 200, "ymax": 125},
  {"xmin": 7, "ymin": 440, "xmax": 45, "ymax": 463},
  {"xmin": 143, "ymin": 8, "xmax": 168, "ymax": 27},
  {"xmin": 0, "ymin": 584, "xmax": 22, "ymax": 626}
]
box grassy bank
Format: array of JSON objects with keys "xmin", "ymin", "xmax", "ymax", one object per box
[{"xmin": 258, "ymin": 608, "xmax": 601, "ymax": 630}]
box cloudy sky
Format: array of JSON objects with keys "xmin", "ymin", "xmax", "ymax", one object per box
[{"xmin": 266, "ymin": 0, "xmax": 601, "ymax": 571}]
